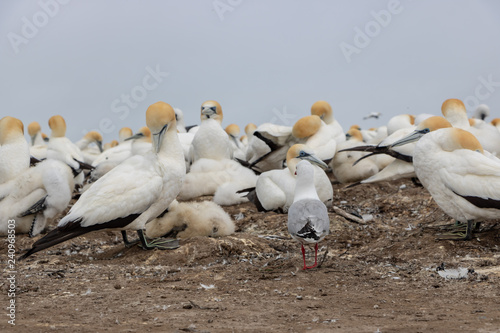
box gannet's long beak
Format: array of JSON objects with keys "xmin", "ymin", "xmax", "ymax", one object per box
[
  {"xmin": 304, "ymin": 154, "xmax": 329, "ymax": 170},
  {"xmin": 125, "ymin": 133, "xmax": 145, "ymax": 141},
  {"xmin": 152, "ymin": 124, "xmax": 168, "ymax": 153},
  {"xmin": 391, "ymin": 129, "xmax": 429, "ymax": 148},
  {"xmin": 96, "ymin": 140, "xmax": 103, "ymax": 153}
]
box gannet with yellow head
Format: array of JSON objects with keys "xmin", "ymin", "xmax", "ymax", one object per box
[
  {"xmin": 75, "ymin": 131, "xmax": 104, "ymax": 164},
  {"xmin": 0, "ymin": 116, "xmax": 30, "ymax": 184},
  {"xmin": 310, "ymin": 100, "xmax": 345, "ymax": 144},
  {"xmin": 250, "ymin": 144, "xmax": 333, "ymax": 213},
  {"xmin": 292, "ymin": 115, "xmax": 336, "ymax": 162},
  {"xmin": 20, "ymin": 102, "xmax": 186, "ymax": 259}
]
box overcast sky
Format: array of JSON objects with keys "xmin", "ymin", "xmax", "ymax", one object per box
[{"xmin": 2, "ymin": 0, "xmax": 500, "ymax": 142}]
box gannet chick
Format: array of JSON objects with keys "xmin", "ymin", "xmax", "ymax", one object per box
[
  {"xmin": 0, "ymin": 116, "xmax": 30, "ymax": 184},
  {"xmin": 20, "ymin": 101, "xmax": 186, "ymax": 259},
  {"xmin": 331, "ymin": 128, "xmax": 379, "ymax": 183},
  {"xmin": 174, "ymin": 108, "xmax": 187, "ymax": 133},
  {"xmin": 75, "ymin": 131, "xmax": 103, "ymax": 164},
  {"xmin": 246, "ymin": 144, "xmax": 332, "ymax": 213},
  {"xmin": 442, "ymin": 98, "xmax": 500, "ymax": 156},
  {"xmin": 310, "ymin": 100, "xmax": 345, "ymax": 144},
  {"xmin": 145, "ymin": 200, "xmax": 235, "ymax": 239},
  {"xmin": 392, "ymin": 126, "xmax": 500, "ymax": 240},
  {"xmin": 292, "ymin": 115, "xmax": 336, "ymax": 162},
  {"xmin": 0, "ymin": 159, "xmax": 74, "ymax": 236},
  {"xmin": 190, "ymin": 100, "xmax": 232, "ymax": 162},
  {"xmin": 288, "ymin": 160, "xmax": 330, "ymax": 270}
]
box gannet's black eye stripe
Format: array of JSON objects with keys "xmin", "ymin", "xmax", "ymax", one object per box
[{"xmin": 210, "ymin": 106, "xmax": 217, "ymax": 112}]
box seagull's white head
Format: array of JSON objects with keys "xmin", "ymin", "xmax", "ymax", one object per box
[
  {"xmin": 391, "ymin": 116, "xmax": 452, "ymax": 148},
  {"xmin": 200, "ymin": 100, "xmax": 223, "ymax": 123},
  {"xmin": 0, "ymin": 116, "xmax": 24, "ymax": 145},
  {"xmin": 295, "ymin": 159, "xmax": 315, "ymax": 179},
  {"xmin": 146, "ymin": 101, "xmax": 176, "ymax": 153},
  {"xmin": 286, "ymin": 144, "xmax": 328, "ymax": 173},
  {"xmin": 83, "ymin": 131, "xmax": 103, "ymax": 152},
  {"xmin": 48, "ymin": 115, "xmax": 67, "ymax": 138},
  {"xmin": 311, "ymin": 100, "xmax": 333, "ymax": 124},
  {"xmin": 292, "ymin": 115, "xmax": 322, "ymax": 139}
]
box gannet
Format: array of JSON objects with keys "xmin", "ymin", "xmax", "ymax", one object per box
[
  {"xmin": 244, "ymin": 123, "xmax": 295, "ymax": 173},
  {"xmin": 310, "ymin": 100, "xmax": 345, "ymax": 144},
  {"xmin": 174, "ymin": 108, "xmax": 187, "ymax": 133},
  {"xmin": 0, "ymin": 116, "xmax": 30, "ymax": 184},
  {"xmin": 103, "ymin": 140, "xmax": 119, "ymax": 151},
  {"xmin": 292, "ymin": 115, "xmax": 337, "ymax": 162},
  {"xmin": 20, "ymin": 101, "xmax": 186, "ymax": 259},
  {"xmin": 392, "ymin": 126, "xmax": 500, "ymax": 239},
  {"xmin": 75, "ymin": 131, "xmax": 103, "ymax": 165},
  {"xmin": 473, "ymin": 104, "xmax": 490, "ymax": 121},
  {"xmin": 0, "ymin": 159, "xmax": 74, "ymax": 236},
  {"xmin": 386, "ymin": 114, "xmax": 415, "ymax": 136},
  {"xmin": 190, "ymin": 100, "xmax": 232, "ymax": 162},
  {"xmin": 28, "ymin": 121, "xmax": 45, "ymax": 146},
  {"xmin": 145, "ymin": 200, "xmax": 235, "ymax": 239},
  {"xmin": 178, "ymin": 157, "xmax": 257, "ymax": 205},
  {"xmin": 491, "ymin": 118, "xmax": 500, "ymax": 132},
  {"xmin": 442, "ymin": 98, "xmax": 500, "ymax": 156},
  {"xmin": 118, "ymin": 127, "xmax": 133, "ymax": 142},
  {"xmin": 46, "ymin": 115, "xmax": 90, "ymax": 185},
  {"xmin": 126, "ymin": 126, "xmax": 152, "ymax": 156},
  {"xmin": 353, "ymin": 117, "xmax": 452, "ymax": 185},
  {"xmin": 288, "ymin": 160, "xmax": 330, "ymax": 270},
  {"xmin": 246, "ymin": 144, "xmax": 333, "ymax": 213},
  {"xmin": 331, "ymin": 127, "xmax": 379, "ymax": 183}
]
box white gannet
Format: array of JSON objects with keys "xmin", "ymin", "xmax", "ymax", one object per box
[
  {"xmin": 442, "ymin": 98, "xmax": 500, "ymax": 156},
  {"xmin": 226, "ymin": 123, "xmax": 245, "ymax": 161},
  {"xmin": 331, "ymin": 127, "xmax": 379, "ymax": 183},
  {"xmin": 103, "ymin": 140, "xmax": 119, "ymax": 151},
  {"xmin": 126, "ymin": 126, "xmax": 153, "ymax": 156},
  {"xmin": 0, "ymin": 159, "xmax": 74, "ymax": 236},
  {"xmin": 28, "ymin": 121, "xmax": 48, "ymax": 162},
  {"xmin": 20, "ymin": 101, "xmax": 186, "ymax": 259},
  {"xmin": 178, "ymin": 157, "xmax": 257, "ymax": 205},
  {"xmin": 292, "ymin": 115, "xmax": 336, "ymax": 162},
  {"xmin": 46, "ymin": 115, "xmax": 90, "ymax": 185},
  {"xmin": 75, "ymin": 131, "xmax": 103, "ymax": 165},
  {"xmin": 247, "ymin": 144, "xmax": 333, "ymax": 213},
  {"xmin": 473, "ymin": 104, "xmax": 490, "ymax": 121},
  {"xmin": 190, "ymin": 100, "xmax": 232, "ymax": 162},
  {"xmin": 310, "ymin": 100, "xmax": 345, "ymax": 145},
  {"xmin": 0, "ymin": 116, "xmax": 30, "ymax": 184},
  {"xmin": 287, "ymin": 160, "xmax": 330, "ymax": 270},
  {"xmin": 352, "ymin": 117, "xmax": 452, "ymax": 185},
  {"xmin": 386, "ymin": 114, "xmax": 415, "ymax": 136},
  {"xmin": 174, "ymin": 108, "xmax": 187, "ymax": 133},
  {"xmin": 491, "ymin": 118, "xmax": 500, "ymax": 132},
  {"xmin": 244, "ymin": 123, "xmax": 295, "ymax": 173},
  {"xmin": 145, "ymin": 200, "xmax": 235, "ymax": 239},
  {"xmin": 391, "ymin": 126, "xmax": 500, "ymax": 240}
]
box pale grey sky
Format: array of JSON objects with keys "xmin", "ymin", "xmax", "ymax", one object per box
[{"xmin": 2, "ymin": 0, "xmax": 500, "ymax": 142}]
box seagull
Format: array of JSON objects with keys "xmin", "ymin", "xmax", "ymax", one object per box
[
  {"xmin": 391, "ymin": 125, "xmax": 500, "ymax": 240},
  {"xmin": 20, "ymin": 101, "xmax": 186, "ymax": 259},
  {"xmin": 363, "ymin": 112, "xmax": 382, "ymax": 120},
  {"xmin": 288, "ymin": 160, "xmax": 330, "ymax": 270}
]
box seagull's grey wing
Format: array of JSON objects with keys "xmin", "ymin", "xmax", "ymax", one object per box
[{"xmin": 288, "ymin": 199, "xmax": 329, "ymax": 240}]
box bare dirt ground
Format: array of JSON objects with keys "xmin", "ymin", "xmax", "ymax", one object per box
[{"xmin": 2, "ymin": 177, "xmax": 500, "ymax": 333}]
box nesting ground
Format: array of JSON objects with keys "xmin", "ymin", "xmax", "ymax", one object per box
[{"xmin": 2, "ymin": 178, "xmax": 500, "ymax": 333}]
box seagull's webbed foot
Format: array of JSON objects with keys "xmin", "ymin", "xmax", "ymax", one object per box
[
  {"xmin": 137, "ymin": 230, "xmax": 180, "ymax": 250},
  {"xmin": 437, "ymin": 220, "xmax": 476, "ymax": 240}
]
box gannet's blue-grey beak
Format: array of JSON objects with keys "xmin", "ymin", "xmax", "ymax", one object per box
[
  {"xmin": 301, "ymin": 152, "xmax": 329, "ymax": 170},
  {"xmin": 152, "ymin": 124, "xmax": 167, "ymax": 153},
  {"xmin": 201, "ymin": 106, "xmax": 217, "ymax": 117},
  {"xmin": 391, "ymin": 128, "xmax": 430, "ymax": 148}
]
